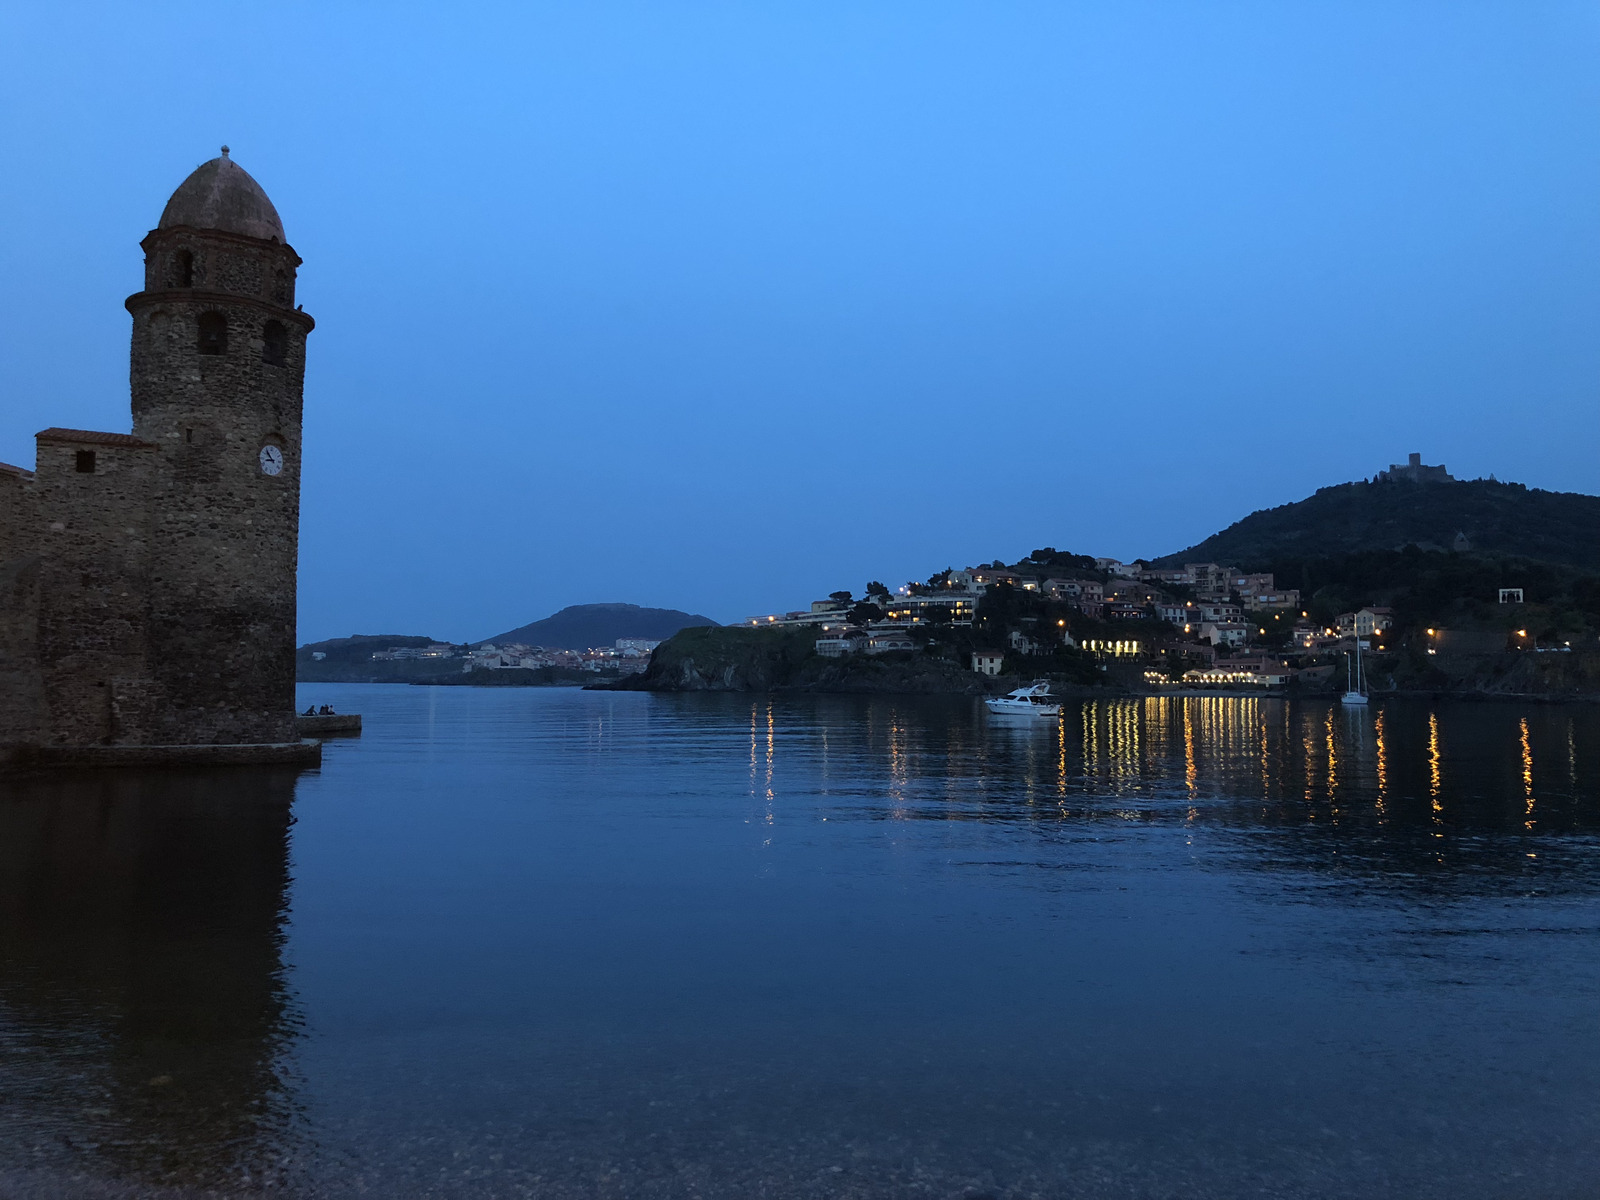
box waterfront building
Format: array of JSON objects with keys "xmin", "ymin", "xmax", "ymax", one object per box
[
  {"xmin": 815, "ymin": 632, "xmax": 864, "ymax": 658},
  {"xmin": 864, "ymin": 625, "xmax": 916, "ymax": 655},
  {"xmin": 1181, "ymin": 665, "xmax": 1291, "ymax": 688}
]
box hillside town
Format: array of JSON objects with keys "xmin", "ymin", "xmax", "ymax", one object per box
[
  {"xmin": 739, "ymin": 549, "xmax": 1534, "ymax": 691},
  {"xmin": 315, "ymin": 638, "xmax": 663, "ymax": 676}
]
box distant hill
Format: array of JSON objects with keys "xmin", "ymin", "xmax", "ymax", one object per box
[
  {"xmin": 1158, "ymin": 479, "xmax": 1600, "ymax": 571},
  {"xmin": 297, "ymin": 634, "xmax": 462, "ymax": 683},
  {"xmin": 480, "ymin": 603, "xmax": 718, "ymax": 650}
]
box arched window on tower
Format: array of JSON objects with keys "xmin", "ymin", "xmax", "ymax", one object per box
[
  {"xmin": 262, "ymin": 320, "xmax": 288, "ymax": 367},
  {"xmin": 172, "ymin": 249, "xmax": 194, "ymax": 288},
  {"xmin": 197, "ymin": 311, "xmax": 228, "ymax": 356}
]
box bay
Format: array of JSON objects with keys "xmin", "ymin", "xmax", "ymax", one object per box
[{"xmin": 3, "ymin": 686, "xmax": 1599, "ymax": 1198}]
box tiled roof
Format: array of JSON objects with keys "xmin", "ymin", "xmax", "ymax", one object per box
[
  {"xmin": 0, "ymin": 461, "xmax": 34, "ymax": 479},
  {"xmin": 36, "ymin": 427, "xmax": 155, "ymax": 448}
]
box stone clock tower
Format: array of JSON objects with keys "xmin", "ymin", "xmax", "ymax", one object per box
[{"xmin": 126, "ymin": 149, "xmax": 315, "ymax": 745}]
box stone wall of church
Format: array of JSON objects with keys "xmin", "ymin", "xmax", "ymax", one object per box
[
  {"xmin": 129, "ymin": 235, "xmax": 311, "ymax": 746},
  {"xmin": 0, "ymin": 468, "xmax": 44, "ymax": 752},
  {"xmin": 141, "ymin": 226, "xmax": 298, "ymax": 310},
  {"xmin": 1, "ymin": 160, "xmax": 313, "ymax": 756},
  {"xmin": 31, "ymin": 435, "xmax": 158, "ymax": 746}
]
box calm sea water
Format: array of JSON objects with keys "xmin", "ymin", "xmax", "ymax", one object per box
[{"xmin": 3, "ymin": 686, "xmax": 1600, "ymax": 1198}]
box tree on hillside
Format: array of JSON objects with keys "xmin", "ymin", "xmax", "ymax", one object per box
[
  {"xmin": 848, "ymin": 601, "xmax": 884, "ymax": 625},
  {"xmin": 1025, "ymin": 547, "xmax": 1101, "ymax": 574}
]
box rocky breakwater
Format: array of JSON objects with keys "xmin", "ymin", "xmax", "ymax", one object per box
[{"xmin": 616, "ymin": 626, "xmax": 1008, "ymax": 694}]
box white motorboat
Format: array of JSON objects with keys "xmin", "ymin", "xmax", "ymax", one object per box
[{"xmin": 985, "ymin": 683, "xmax": 1062, "ymax": 718}]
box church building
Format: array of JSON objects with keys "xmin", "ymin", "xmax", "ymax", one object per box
[{"xmin": 0, "ymin": 150, "xmax": 315, "ymax": 764}]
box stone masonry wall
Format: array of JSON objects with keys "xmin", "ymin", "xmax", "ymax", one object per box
[
  {"xmin": 128, "ymin": 227, "xmax": 311, "ymax": 745},
  {"xmin": 0, "ymin": 466, "xmax": 44, "ymax": 750},
  {"xmin": 31, "ymin": 434, "xmax": 157, "ymax": 745}
]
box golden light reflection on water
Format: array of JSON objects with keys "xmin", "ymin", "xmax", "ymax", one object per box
[
  {"xmin": 1521, "ymin": 716, "xmax": 1535, "ymax": 830},
  {"xmin": 1428, "ymin": 711, "xmax": 1444, "ymax": 835},
  {"xmin": 888, "ymin": 708, "xmax": 908, "ymax": 818},
  {"xmin": 1325, "ymin": 708, "xmax": 1338, "ymax": 819},
  {"xmin": 1081, "ymin": 701, "xmax": 1099, "ymax": 781},
  {"xmin": 748, "ymin": 703, "xmax": 758, "ymax": 797},
  {"xmin": 1302, "ymin": 719, "xmax": 1317, "ymax": 806},
  {"xmin": 749, "ymin": 702, "xmax": 776, "ymax": 838},
  {"xmin": 1113, "ymin": 700, "xmax": 1139, "ymax": 784},
  {"xmin": 1058, "ymin": 716, "xmax": 1068, "ymax": 799},
  {"xmin": 1374, "ymin": 709, "xmax": 1388, "ymax": 818},
  {"xmin": 1183, "ymin": 700, "xmax": 1197, "ymax": 796},
  {"xmin": 766, "ymin": 703, "xmax": 776, "ymax": 811},
  {"xmin": 1259, "ymin": 710, "xmax": 1271, "ymax": 804},
  {"xmin": 829, "ymin": 695, "xmax": 1600, "ymax": 839}
]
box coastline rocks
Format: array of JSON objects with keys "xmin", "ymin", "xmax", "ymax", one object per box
[{"xmin": 622, "ymin": 626, "xmax": 1011, "ymax": 695}]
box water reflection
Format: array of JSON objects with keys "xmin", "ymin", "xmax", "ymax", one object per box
[
  {"xmin": 0, "ymin": 769, "xmax": 303, "ymax": 1192},
  {"xmin": 661, "ymin": 695, "xmax": 1600, "ymax": 902},
  {"xmin": 4, "ymin": 689, "xmax": 1598, "ymax": 1198}
]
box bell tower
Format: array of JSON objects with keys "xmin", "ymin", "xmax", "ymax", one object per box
[{"xmin": 126, "ymin": 148, "xmax": 314, "ymax": 744}]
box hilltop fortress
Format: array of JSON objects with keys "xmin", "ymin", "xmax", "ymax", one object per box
[{"xmin": 0, "ymin": 150, "xmax": 315, "ymax": 765}]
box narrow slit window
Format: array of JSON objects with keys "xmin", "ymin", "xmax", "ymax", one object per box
[
  {"xmin": 173, "ymin": 249, "xmax": 194, "ymax": 288},
  {"xmin": 197, "ymin": 311, "xmax": 227, "ymax": 355},
  {"xmin": 75, "ymin": 450, "xmax": 96, "ymax": 473},
  {"xmin": 262, "ymin": 320, "xmax": 288, "ymax": 367}
]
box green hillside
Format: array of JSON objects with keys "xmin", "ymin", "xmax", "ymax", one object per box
[{"xmin": 1158, "ymin": 479, "xmax": 1600, "ymax": 571}]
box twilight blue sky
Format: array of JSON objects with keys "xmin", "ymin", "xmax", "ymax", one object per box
[{"xmin": 2, "ymin": 2, "xmax": 1597, "ymax": 641}]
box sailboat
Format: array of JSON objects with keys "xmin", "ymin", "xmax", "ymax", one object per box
[{"xmin": 1341, "ymin": 632, "xmax": 1369, "ymax": 707}]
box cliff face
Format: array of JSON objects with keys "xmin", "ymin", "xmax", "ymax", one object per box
[
  {"xmin": 627, "ymin": 626, "xmax": 1005, "ymax": 694},
  {"xmin": 1381, "ymin": 646, "xmax": 1600, "ymax": 698}
]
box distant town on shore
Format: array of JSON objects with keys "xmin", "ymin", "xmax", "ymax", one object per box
[{"xmin": 301, "ymin": 454, "xmax": 1600, "ymax": 699}]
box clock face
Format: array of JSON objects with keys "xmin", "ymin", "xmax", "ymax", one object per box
[{"xmin": 259, "ymin": 444, "xmax": 284, "ymax": 476}]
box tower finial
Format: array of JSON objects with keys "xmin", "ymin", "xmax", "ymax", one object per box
[{"xmin": 220, "ymin": 144, "xmax": 230, "ymax": 158}]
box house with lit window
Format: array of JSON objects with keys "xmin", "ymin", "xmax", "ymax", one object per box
[
  {"xmin": 1336, "ymin": 607, "xmax": 1394, "ymax": 637},
  {"xmin": 815, "ymin": 631, "xmax": 864, "ymax": 658},
  {"xmin": 1198, "ymin": 621, "xmax": 1250, "ymax": 648},
  {"xmin": 864, "ymin": 625, "xmax": 916, "ymax": 655},
  {"xmin": 1157, "ymin": 600, "xmax": 1199, "ymax": 625}
]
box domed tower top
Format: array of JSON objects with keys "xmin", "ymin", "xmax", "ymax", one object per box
[{"xmin": 158, "ymin": 147, "xmax": 285, "ymax": 243}]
